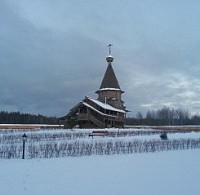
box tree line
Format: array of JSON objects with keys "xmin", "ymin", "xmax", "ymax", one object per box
[
  {"xmin": 0, "ymin": 111, "xmax": 60, "ymax": 124},
  {"xmin": 126, "ymin": 106, "xmax": 200, "ymax": 126},
  {"xmin": 2, "ymin": 107, "xmax": 200, "ymax": 126}
]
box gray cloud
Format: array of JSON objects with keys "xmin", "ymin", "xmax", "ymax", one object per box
[{"xmin": 1, "ymin": 1, "xmax": 200, "ymax": 117}]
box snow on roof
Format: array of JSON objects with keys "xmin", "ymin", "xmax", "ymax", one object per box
[
  {"xmin": 98, "ymin": 88, "xmax": 121, "ymax": 91},
  {"xmin": 82, "ymin": 102, "xmax": 116, "ymax": 118},
  {"xmin": 87, "ymin": 97, "xmax": 126, "ymax": 113}
]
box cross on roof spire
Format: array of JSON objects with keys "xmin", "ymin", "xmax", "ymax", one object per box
[{"xmin": 108, "ymin": 44, "xmax": 113, "ymax": 55}]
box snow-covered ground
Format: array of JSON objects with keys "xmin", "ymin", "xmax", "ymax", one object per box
[
  {"xmin": 0, "ymin": 128, "xmax": 200, "ymax": 195},
  {"xmin": 1, "ymin": 149, "xmax": 200, "ymax": 195}
]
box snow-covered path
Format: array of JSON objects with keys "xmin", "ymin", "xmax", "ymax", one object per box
[{"xmin": 1, "ymin": 149, "xmax": 200, "ymax": 195}]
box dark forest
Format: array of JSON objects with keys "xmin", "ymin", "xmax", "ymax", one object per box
[{"xmin": 0, "ymin": 111, "xmax": 60, "ymax": 124}]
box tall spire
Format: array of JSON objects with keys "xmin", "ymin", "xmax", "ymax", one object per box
[
  {"xmin": 96, "ymin": 44, "xmax": 125, "ymax": 110},
  {"xmin": 99, "ymin": 44, "xmax": 120, "ymax": 90}
]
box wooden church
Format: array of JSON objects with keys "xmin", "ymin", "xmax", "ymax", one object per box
[{"xmin": 63, "ymin": 45, "xmax": 128, "ymax": 128}]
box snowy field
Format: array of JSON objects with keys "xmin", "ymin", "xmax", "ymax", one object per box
[
  {"xmin": 1, "ymin": 149, "xmax": 200, "ymax": 195},
  {"xmin": 0, "ymin": 128, "xmax": 200, "ymax": 195}
]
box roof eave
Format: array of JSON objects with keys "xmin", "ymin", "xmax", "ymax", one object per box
[{"xmin": 96, "ymin": 88, "xmax": 124, "ymax": 93}]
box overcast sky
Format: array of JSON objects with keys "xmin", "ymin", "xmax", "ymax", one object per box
[{"xmin": 1, "ymin": 0, "xmax": 200, "ymax": 117}]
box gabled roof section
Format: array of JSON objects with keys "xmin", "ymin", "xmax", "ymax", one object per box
[
  {"xmin": 99, "ymin": 63, "xmax": 121, "ymax": 90},
  {"xmin": 62, "ymin": 96, "xmax": 126, "ymax": 119},
  {"xmin": 86, "ymin": 97, "xmax": 126, "ymax": 113},
  {"xmin": 82, "ymin": 102, "xmax": 116, "ymax": 118}
]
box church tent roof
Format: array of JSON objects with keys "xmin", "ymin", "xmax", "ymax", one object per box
[{"xmin": 99, "ymin": 63, "xmax": 121, "ymax": 90}]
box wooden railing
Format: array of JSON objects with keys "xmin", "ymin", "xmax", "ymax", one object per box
[{"xmin": 77, "ymin": 108, "xmax": 125, "ymax": 128}]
